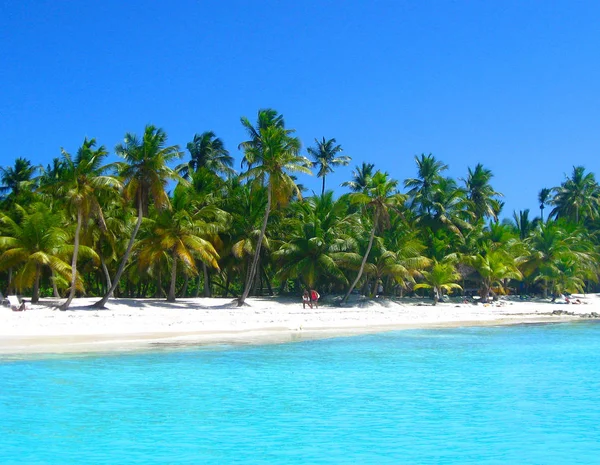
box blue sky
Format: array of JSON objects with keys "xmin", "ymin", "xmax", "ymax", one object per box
[{"xmin": 1, "ymin": 1, "xmax": 599, "ymax": 219}]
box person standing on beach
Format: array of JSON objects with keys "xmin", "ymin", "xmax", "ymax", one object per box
[
  {"xmin": 302, "ymin": 290, "xmax": 312, "ymax": 309},
  {"xmin": 310, "ymin": 289, "xmax": 320, "ymax": 308}
]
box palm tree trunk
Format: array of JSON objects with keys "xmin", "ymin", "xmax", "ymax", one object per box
[
  {"xmin": 238, "ymin": 187, "xmax": 272, "ymax": 306},
  {"xmin": 51, "ymin": 270, "xmax": 60, "ymax": 298},
  {"xmin": 32, "ymin": 265, "xmax": 41, "ymax": 304},
  {"xmin": 100, "ymin": 257, "xmax": 113, "ymax": 297},
  {"xmin": 343, "ymin": 220, "xmax": 377, "ymax": 303},
  {"xmin": 167, "ymin": 255, "xmax": 178, "ymax": 302},
  {"xmin": 7, "ymin": 267, "xmax": 12, "ymax": 295},
  {"xmin": 61, "ymin": 209, "xmax": 82, "ymax": 310},
  {"xmin": 94, "ymin": 197, "xmax": 143, "ymax": 308},
  {"xmin": 156, "ymin": 269, "xmax": 162, "ymax": 298},
  {"xmin": 195, "ymin": 274, "xmax": 201, "ymax": 297},
  {"xmin": 181, "ymin": 275, "xmax": 189, "ymax": 298},
  {"xmin": 203, "ymin": 263, "xmax": 211, "ymax": 297},
  {"xmin": 263, "ymin": 267, "xmax": 273, "ymax": 296},
  {"xmin": 224, "ymin": 271, "xmax": 230, "ymax": 297},
  {"xmin": 321, "ymin": 176, "xmax": 326, "ymax": 196}
]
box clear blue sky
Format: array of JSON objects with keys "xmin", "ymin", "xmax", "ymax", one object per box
[{"xmin": 2, "ymin": 0, "xmax": 599, "ymax": 219}]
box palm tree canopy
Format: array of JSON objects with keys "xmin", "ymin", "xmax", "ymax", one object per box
[
  {"xmin": 0, "ymin": 157, "xmax": 37, "ymax": 201},
  {"xmin": 183, "ymin": 131, "xmax": 235, "ymax": 178},
  {"xmin": 115, "ymin": 125, "xmax": 185, "ymax": 215},
  {"xmin": 462, "ymin": 163, "xmax": 503, "ymax": 222},
  {"xmin": 307, "ymin": 137, "xmax": 351, "ymax": 194},
  {"xmin": 240, "ymin": 111, "xmax": 312, "ymax": 208},
  {"xmin": 550, "ymin": 166, "xmax": 600, "ymax": 223},
  {"xmin": 405, "ymin": 153, "xmax": 449, "ymax": 214},
  {"xmin": 342, "ymin": 162, "xmax": 375, "ymax": 193}
]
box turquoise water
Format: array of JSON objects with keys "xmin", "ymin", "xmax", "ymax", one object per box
[{"xmin": 1, "ymin": 322, "xmax": 600, "ymax": 464}]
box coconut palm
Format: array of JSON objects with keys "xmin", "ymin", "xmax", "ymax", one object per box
[
  {"xmin": 48, "ymin": 138, "xmax": 120, "ymax": 310},
  {"xmin": 464, "ymin": 247, "xmax": 522, "ymax": 301},
  {"xmin": 136, "ymin": 203, "xmax": 222, "ymax": 302},
  {"xmin": 94, "ymin": 125, "xmax": 184, "ymax": 308},
  {"xmin": 237, "ymin": 109, "xmax": 312, "ymax": 305},
  {"xmin": 413, "ymin": 260, "xmax": 462, "ymax": 304},
  {"xmin": 341, "ymin": 162, "xmax": 375, "ymax": 193},
  {"xmin": 538, "ymin": 188, "xmax": 552, "ymax": 223},
  {"xmin": 511, "ymin": 209, "xmax": 535, "ymax": 240},
  {"xmin": 462, "ymin": 163, "xmax": 503, "ymax": 222},
  {"xmin": 307, "ymin": 137, "xmax": 351, "ymax": 196},
  {"xmin": 521, "ymin": 221, "xmax": 599, "ymax": 297},
  {"xmin": 0, "ymin": 157, "xmax": 37, "ymax": 204},
  {"xmin": 0, "ymin": 203, "xmax": 80, "ymax": 303},
  {"xmin": 550, "ymin": 166, "xmax": 600, "ymax": 224},
  {"xmin": 405, "ymin": 153, "xmax": 449, "ymax": 216},
  {"xmin": 274, "ymin": 192, "xmax": 359, "ymax": 289},
  {"xmin": 343, "ymin": 171, "xmax": 405, "ymax": 302},
  {"xmin": 182, "ymin": 131, "xmax": 235, "ymax": 179}
]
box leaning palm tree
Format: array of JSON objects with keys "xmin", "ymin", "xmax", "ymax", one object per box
[
  {"xmin": 237, "ymin": 109, "xmax": 312, "ymax": 305},
  {"xmin": 182, "ymin": 131, "xmax": 235, "ymax": 179},
  {"xmin": 48, "ymin": 138, "xmax": 120, "ymax": 310},
  {"xmin": 307, "ymin": 137, "xmax": 351, "ymax": 195},
  {"xmin": 343, "ymin": 171, "xmax": 405, "ymax": 302},
  {"xmin": 550, "ymin": 166, "xmax": 600, "ymax": 224},
  {"xmin": 94, "ymin": 125, "xmax": 184, "ymax": 308}
]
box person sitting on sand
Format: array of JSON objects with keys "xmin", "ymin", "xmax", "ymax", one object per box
[
  {"xmin": 310, "ymin": 289, "xmax": 320, "ymax": 308},
  {"xmin": 302, "ymin": 290, "xmax": 312, "ymax": 309}
]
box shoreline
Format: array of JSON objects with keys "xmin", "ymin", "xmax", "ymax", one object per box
[{"xmin": 0, "ymin": 295, "xmax": 596, "ymax": 357}]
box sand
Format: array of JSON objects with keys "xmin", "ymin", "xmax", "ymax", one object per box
[{"xmin": 1, "ymin": 294, "xmax": 598, "ymax": 356}]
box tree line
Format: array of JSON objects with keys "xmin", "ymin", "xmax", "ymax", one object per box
[{"xmin": 1, "ymin": 109, "xmax": 599, "ymax": 310}]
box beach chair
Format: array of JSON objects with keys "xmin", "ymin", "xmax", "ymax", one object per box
[
  {"xmin": 0, "ymin": 292, "xmax": 9, "ymax": 307},
  {"xmin": 7, "ymin": 295, "xmax": 26, "ymax": 312}
]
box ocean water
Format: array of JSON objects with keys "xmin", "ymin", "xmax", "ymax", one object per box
[{"xmin": 1, "ymin": 322, "xmax": 600, "ymax": 464}]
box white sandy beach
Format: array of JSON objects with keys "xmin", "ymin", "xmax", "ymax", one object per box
[{"xmin": 1, "ymin": 294, "xmax": 598, "ymax": 355}]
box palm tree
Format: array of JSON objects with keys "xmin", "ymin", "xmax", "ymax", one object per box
[
  {"xmin": 307, "ymin": 137, "xmax": 351, "ymax": 195},
  {"xmin": 0, "ymin": 157, "xmax": 37, "ymax": 204},
  {"xmin": 413, "ymin": 260, "xmax": 462, "ymax": 304},
  {"xmin": 274, "ymin": 192, "xmax": 359, "ymax": 289},
  {"xmin": 521, "ymin": 220, "xmax": 599, "ymax": 297},
  {"xmin": 0, "ymin": 203, "xmax": 77, "ymax": 303},
  {"xmin": 237, "ymin": 109, "xmax": 312, "ymax": 306},
  {"xmin": 462, "ymin": 163, "xmax": 503, "ymax": 222},
  {"xmin": 405, "ymin": 154, "xmax": 448, "ymax": 216},
  {"xmin": 94, "ymin": 125, "xmax": 184, "ymax": 308},
  {"xmin": 538, "ymin": 188, "xmax": 552, "ymax": 223},
  {"xmin": 341, "ymin": 162, "xmax": 375, "ymax": 193},
  {"xmin": 550, "ymin": 166, "xmax": 600, "ymax": 224},
  {"xmin": 343, "ymin": 171, "xmax": 405, "ymax": 302},
  {"xmin": 511, "ymin": 209, "xmax": 535, "ymax": 240},
  {"xmin": 136, "ymin": 206, "xmax": 221, "ymax": 302},
  {"xmin": 48, "ymin": 138, "xmax": 120, "ymax": 310},
  {"xmin": 465, "ymin": 247, "xmax": 522, "ymax": 301},
  {"xmin": 182, "ymin": 131, "xmax": 235, "ymax": 179}
]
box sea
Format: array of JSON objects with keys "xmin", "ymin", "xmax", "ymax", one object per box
[{"xmin": 1, "ymin": 321, "xmax": 599, "ymax": 464}]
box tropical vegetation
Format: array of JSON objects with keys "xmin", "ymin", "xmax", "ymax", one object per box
[{"xmin": 2, "ymin": 110, "xmax": 600, "ymax": 306}]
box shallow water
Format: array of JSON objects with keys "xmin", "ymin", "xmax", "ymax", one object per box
[{"xmin": 1, "ymin": 322, "xmax": 599, "ymax": 464}]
